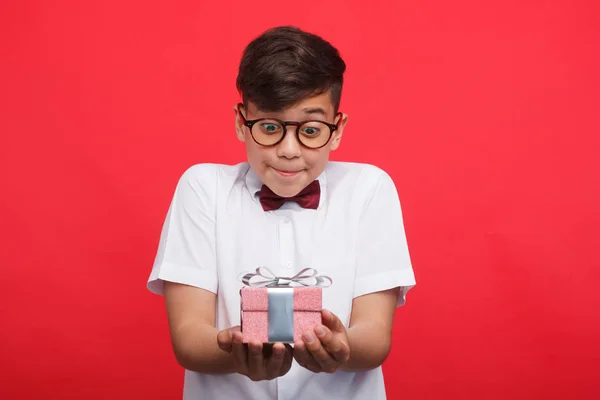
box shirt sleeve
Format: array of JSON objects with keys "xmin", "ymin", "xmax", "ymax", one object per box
[
  {"xmin": 147, "ymin": 165, "xmax": 218, "ymax": 296},
  {"xmin": 354, "ymin": 169, "xmax": 416, "ymax": 306}
]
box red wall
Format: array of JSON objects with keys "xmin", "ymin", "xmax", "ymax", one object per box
[{"xmin": 1, "ymin": 1, "xmax": 599, "ymax": 399}]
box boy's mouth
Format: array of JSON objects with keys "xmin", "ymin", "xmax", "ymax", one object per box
[{"xmin": 271, "ymin": 167, "xmax": 302, "ymax": 177}]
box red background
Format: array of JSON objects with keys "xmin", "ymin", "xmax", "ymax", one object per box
[{"xmin": 1, "ymin": 1, "xmax": 599, "ymax": 399}]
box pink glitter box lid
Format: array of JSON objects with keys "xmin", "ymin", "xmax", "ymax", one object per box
[{"xmin": 240, "ymin": 287, "xmax": 322, "ymax": 311}]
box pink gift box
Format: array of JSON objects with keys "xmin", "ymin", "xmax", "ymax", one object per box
[{"xmin": 241, "ymin": 286, "xmax": 322, "ymax": 343}]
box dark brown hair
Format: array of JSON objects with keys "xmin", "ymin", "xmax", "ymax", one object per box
[{"xmin": 236, "ymin": 26, "xmax": 346, "ymax": 113}]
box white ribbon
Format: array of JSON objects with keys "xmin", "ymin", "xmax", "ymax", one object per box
[{"xmin": 240, "ymin": 267, "xmax": 333, "ymax": 288}]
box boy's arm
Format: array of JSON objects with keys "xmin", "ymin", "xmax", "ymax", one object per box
[
  {"xmin": 164, "ymin": 281, "xmax": 294, "ymax": 379},
  {"xmin": 293, "ymin": 288, "xmax": 399, "ymax": 373},
  {"xmin": 164, "ymin": 282, "xmax": 237, "ymax": 374},
  {"xmin": 341, "ymin": 287, "xmax": 399, "ymax": 371}
]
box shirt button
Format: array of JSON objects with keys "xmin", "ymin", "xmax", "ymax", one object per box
[
  {"xmin": 286, "ymin": 263, "xmax": 292, "ymax": 269},
  {"xmin": 283, "ymin": 217, "xmax": 291, "ymax": 224}
]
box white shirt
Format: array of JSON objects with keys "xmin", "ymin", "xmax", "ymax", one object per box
[{"xmin": 147, "ymin": 161, "xmax": 416, "ymax": 400}]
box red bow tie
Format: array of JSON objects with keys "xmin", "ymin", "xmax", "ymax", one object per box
[{"xmin": 259, "ymin": 181, "xmax": 321, "ymax": 211}]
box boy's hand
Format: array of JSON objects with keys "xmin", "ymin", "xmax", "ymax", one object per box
[
  {"xmin": 293, "ymin": 309, "xmax": 350, "ymax": 373},
  {"xmin": 217, "ymin": 326, "xmax": 293, "ymax": 381}
]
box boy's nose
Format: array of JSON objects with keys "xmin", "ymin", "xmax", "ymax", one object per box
[{"xmin": 276, "ymin": 127, "xmax": 302, "ymax": 159}]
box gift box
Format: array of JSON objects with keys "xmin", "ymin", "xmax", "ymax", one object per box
[{"xmin": 239, "ymin": 268, "xmax": 332, "ymax": 344}]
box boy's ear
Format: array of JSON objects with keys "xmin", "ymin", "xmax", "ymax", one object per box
[
  {"xmin": 329, "ymin": 113, "xmax": 348, "ymax": 151},
  {"xmin": 234, "ymin": 104, "xmax": 246, "ymax": 142}
]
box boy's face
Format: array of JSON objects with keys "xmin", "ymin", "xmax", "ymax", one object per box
[{"xmin": 235, "ymin": 92, "xmax": 348, "ymax": 198}]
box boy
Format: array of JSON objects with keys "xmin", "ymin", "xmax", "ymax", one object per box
[{"xmin": 147, "ymin": 26, "xmax": 416, "ymax": 399}]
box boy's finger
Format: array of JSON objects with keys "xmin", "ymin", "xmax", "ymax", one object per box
[
  {"xmin": 217, "ymin": 327, "xmax": 239, "ymax": 352},
  {"xmin": 216, "ymin": 330, "xmax": 231, "ymax": 352},
  {"xmin": 313, "ymin": 325, "xmax": 333, "ymax": 347},
  {"xmin": 326, "ymin": 338, "xmax": 350, "ymax": 363},
  {"xmin": 322, "ymin": 310, "xmax": 345, "ymax": 333},
  {"xmin": 231, "ymin": 331, "xmax": 248, "ymax": 373},
  {"xmin": 247, "ymin": 341, "xmax": 264, "ymax": 377},
  {"xmin": 315, "ymin": 325, "xmax": 350, "ymax": 363},
  {"xmin": 280, "ymin": 344, "xmax": 294, "ymax": 376},
  {"xmin": 303, "ymin": 330, "xmax": 337, "ymax": 373},
  {"xmin": 265, "ymin": 343, "xmax": 285, "ymax": 378},
  {"xmin": 294, "ymin": 339, "xmax": 321, "ymax": 373}
]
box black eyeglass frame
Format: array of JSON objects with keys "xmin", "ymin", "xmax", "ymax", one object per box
[{"xmin": 237, "ymin": 103, "xmax": 342, "ymax": 149}]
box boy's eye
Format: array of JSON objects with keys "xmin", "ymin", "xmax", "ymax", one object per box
[
  {"xmin": 261, "ymin": 123, "xmax": 281, "ymax": 133},
  {"xmin": 300, "ymin": 124, "xmax": 323, "ymax": 136}
]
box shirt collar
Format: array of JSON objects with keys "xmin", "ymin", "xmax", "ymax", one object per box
[{"xmin": 244, "ymin": 164, "xmax": 328, "ymax": 208}]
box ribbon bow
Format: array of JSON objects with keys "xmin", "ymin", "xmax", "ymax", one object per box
[
  {"xmin": 259, "ymin": 181, "xmax": 320, "ymax": 211},
  {"xmin": 240, "ymin": 267, "xmax": 333, "ymax": 288}
]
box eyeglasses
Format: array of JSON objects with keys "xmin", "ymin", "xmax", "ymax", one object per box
[{"xmin": 237, "ymin": 103, "xmax": 341, "ymax": 149}]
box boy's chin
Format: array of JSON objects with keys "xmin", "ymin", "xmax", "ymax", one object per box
[
  {"xmin": 264, "ymin": 177, "xmax": 312, "ymax": 198},
  {"xmin": 266, "ymin": 182, "xmax": 309, "ymax": 198}
]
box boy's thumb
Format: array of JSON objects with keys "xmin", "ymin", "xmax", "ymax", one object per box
[{"xmin": 322, "ymin": 309, "xmax": 343, "ymax": 332}]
